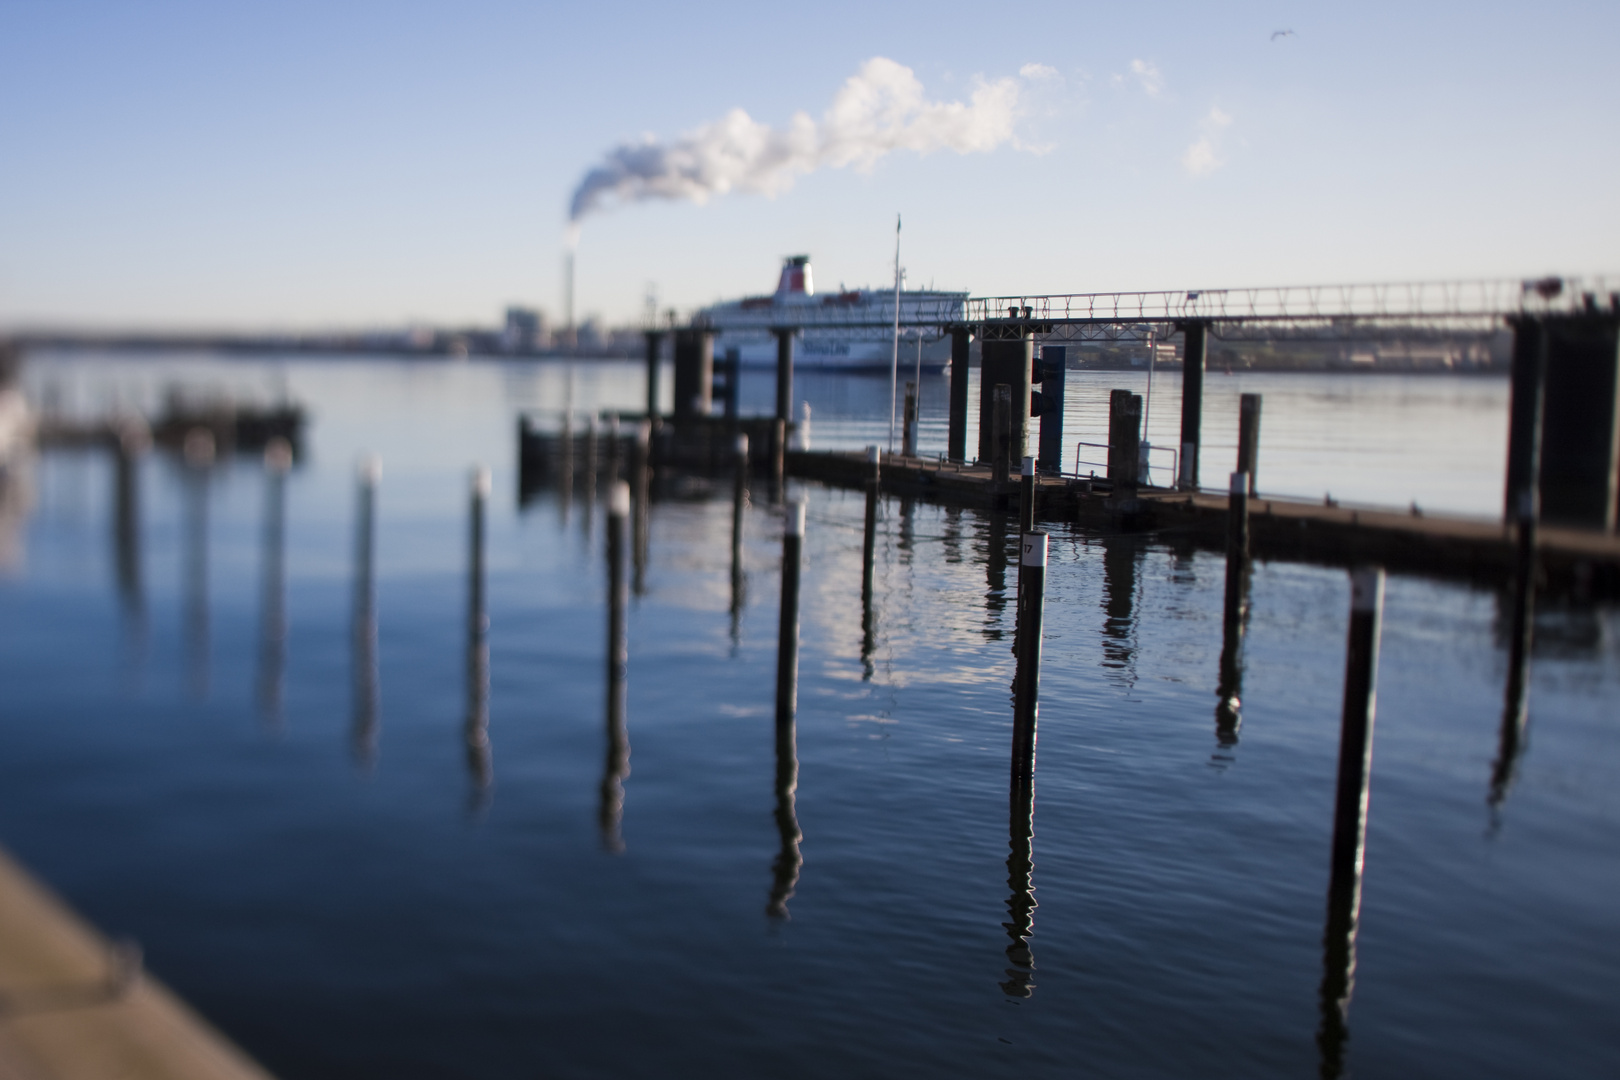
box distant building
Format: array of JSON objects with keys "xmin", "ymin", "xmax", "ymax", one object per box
[{"xmin": 503, "ymin": 307, "xmax": 543, "ymax": 353}]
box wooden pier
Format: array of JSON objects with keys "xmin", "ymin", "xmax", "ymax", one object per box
[
  {"xmin": 0, "ymin": 845, "xmax": 273, "ymax": 1080},
  {"xmin": 785, "ymin": 449, "xmax": 1620, "ymax": 599}
]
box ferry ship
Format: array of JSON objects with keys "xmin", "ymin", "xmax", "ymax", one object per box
[{"xmin": 698, "ymin": 256, "xmax": 967, "ymax": 371}]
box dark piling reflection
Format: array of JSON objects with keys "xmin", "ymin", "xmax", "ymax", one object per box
[
  {"xmin": 1100, "ymin": 534, "xmax": 1140, "ymax": 682},
  {"xmin": 942, "ymin": 506, "xmax": 963, "ymax": 565},
  {"xmin": 1317, "ymin": 569, "xmax": 1384, "ymax": 1080},
  {"xmin": 181, "ymin": 429, "xmax": 214, "ymax": 699},
  {"xmin": 1000, "ymin": 772, "xmax": 1038, "ymax": 997},
  {"xmin": 982, "ymin": 508, "xmax": 1010, "ymax": 640},
  {"xmin": 112, "ymin": 422, "xmax": 147, "ymax": 637},
  {"xmin": 730, "ymin": 435, "xmax": 749, "ymax": 647},
  {"xmin": 767, "ymin": 711, "xmax": 803, "ymax": 918},
  {"xmin": 350, "ymin": 455, "xmax": 380, "ymax": 762},
  {"xmin": 582, "ymin": 414, "xmax": 598, "ymax": 535},
  {"xmin": 1216, "ymin": 473, "xmax": 1253, "ymax": 750},
  {"xmin": 600, "ymin": 481, "xmax": 631, "ymax": 852},
  {"xmin": 1491, "ymin": 492, "xmax": 1539, "ymax": 808},
  {"xmin": 897, "ymin": 495, "xmax": 916, "ymax": 565},
  {"xmin": 860, "ymin": 447, "xmax": 880, "ymax": 679},
  {"xmin": 258, "ymin": 440, "xmax": 293, "ymax": 725},
  {"xmin": 464, "ymin": 467, "xmax": 492, "ymax": 805}
]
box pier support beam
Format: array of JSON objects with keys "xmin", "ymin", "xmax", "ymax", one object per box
[
  {"xmin": 1034, "ymin": 346, "xmax": 1066, "ymax": 477},
  {"xmin": 948, "ymin": 326, "xmax": 971, "ymax": 463},
  {"xmin": 1107, "ymin": 390, "xmax": 1143, "ymax": 493},
  {"xmin": 979, "ymin": 329, "xmax": 1033, "ymax": 464},
  {"xmin": 643, "ymin": 330, "xmax": 665, "ymax": 423},
  {"xmin": 1536, "ymin": 309, "xmax": 1620, "ymax": 530},
  {"xmin": 1237, "ymin": 393, "xmax": 1262, "ymax": 496},
  {"xmin": 672, "ymin": 328, "xmax": 714, "ymax": 427},
  {"xmin": 773, "ymin": 327, "xmax": 796, "ymax": 426},
  {"xmin": 1177, "ymin": 320, "xmax": 1209, "ymax": 490}
]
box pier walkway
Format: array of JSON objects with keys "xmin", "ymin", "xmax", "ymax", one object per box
[
  {"xmin": 0, "ymin": 846, "xmax": 272, "ymax": 1080},
  {"xmin": 786, "ymin": 449, "xmax": 1620, "ymax": 598}
]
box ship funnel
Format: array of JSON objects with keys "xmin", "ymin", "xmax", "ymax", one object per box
[{"xmin": 776, "ymin": 255, "xmax": 815, "ymax": 301}]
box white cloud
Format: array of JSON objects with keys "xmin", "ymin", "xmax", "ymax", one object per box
[
  {"xmin": 1130, "ymin": 59, "xmax": 1164, "ymax": 98},
  {"xmin": 1019, "ymin": 62, "xmax": 1060, "ymax": 81},
  {"xmin": 1182, "ymin": 105, "xmax": 1234, "ymax": 177}
]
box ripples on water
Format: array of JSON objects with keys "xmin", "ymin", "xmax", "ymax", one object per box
[{"xmin": 0, "ymin": 353, "xmax": 1616, "ymax": 1078}]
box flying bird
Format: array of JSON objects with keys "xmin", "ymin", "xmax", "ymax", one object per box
[{"xmin": 1271, "ymin": 29, "xmax": 1296, "ymax": 40}]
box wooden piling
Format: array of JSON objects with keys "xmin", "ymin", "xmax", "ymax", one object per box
[
  {"xmin": 643, "ymin": 330, "xmax": 664, "ymax": 423},
  {"xmin": 1177, "ymin": 320, "xmax": 1208, "ymax": 490},
  {"xmin": 776, "ymin": 499, "xmax": 806, "ymax": 726},
  {"xmin": 1216, "ymin": 471, "xmax": 1250, "ymax": 741},
  {"xmin": 1019, "ymin": 456, "xmax": 1036, "ymax": 535},
  {"xmin": 948, "ymin": 326, "xmax": 971, "ymax": 462},
  {"xmin": 1237, "ymin": 393, "xmax": 1262, "ymax": 497},
  {"xmin": 632, "ymin": 421, "xmax": 651, "ymax": 595},
  {"xmin": 992, "ymin": 385, "xmax": 1012, "ymax": 495},
  {"xmin": 902, "ymin": 381, "xmax": 918, "ymax": 458},
  {"xmin": 773, "ymin": 327, "xmax": 795, "ymax": 427},
  {"xmin": 1035, "ymin": 346, "xmax": 1066, "ymax": 477},
  {"xmin": 1011, "ymin": 532, "xmax": 1048, "ymax": 779}
]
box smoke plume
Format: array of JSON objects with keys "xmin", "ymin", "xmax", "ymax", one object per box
[{"xmin": 568, "ymin": 57, "xmax": 1033, "ymax": 224}]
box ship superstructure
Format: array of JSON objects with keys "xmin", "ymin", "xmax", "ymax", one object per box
[{"xmin": 698, "ymin": 256, "xmax": 967, "ymax": 371}]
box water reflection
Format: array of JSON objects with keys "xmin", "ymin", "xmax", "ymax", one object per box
[
  {"xmin": 1100, "ymin": 534, "xmax": 1141, "ymax": 685},
  {"xmin": 350, "ymin": 456, "xmax": 379, "ymax": 761},
  {"xmin": 1214, "ymin": 556, "xmax": 1251, "ymax": 752},
  {"xmin": 767, "ymin": 713, "xmax": 803, "ymax": 919},
  {"xmin": 258, "ymin": 441, "xmax": 291, "ymax": 725},
  {"xmin": 730, "ymin": 438, "xmax": 748, "ymax": 648},
  {"xmin": 112, "ymin": 425, "xmax": 146, "ymax": 636},
  {"xmin": 981, "ymin": 509, "xmax": 1010, "ymax": 641},
  {"xmin": 999, "ymin": 773, "xmax": 1038, "ymax": 998},
  {"xmin": 601, "ymin": 483, "xmax": 631, "ymax": 852},
  {"xmin": 181, "ymin": 430, "xmax": 213, "ymax": 699},
  {"xmin": 465, "ymin": 469, "xmax": 492, "ymax": 805},
  {"xmin": 942, "ymin": 506, "xmax": 963, "ymax": 565}
]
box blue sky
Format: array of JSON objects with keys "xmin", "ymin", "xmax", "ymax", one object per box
[{"xmin": 1, "ymin": 1, "xmax": 1616, "ymax": 330}]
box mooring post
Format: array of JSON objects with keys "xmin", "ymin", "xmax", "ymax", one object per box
[
  {"xmin": 776, "ymin": 499, "xmax": 806, "ymax": 726},
  {"xmin": 1317, "ymin": 566, "xmax": 1385, "ymax": 1077},
  {"xmin": 632, "ymin": 420, "xmax": 651, "ymax": 595},
  {"xmin": 772, "ymin": 418, "xmax": 787, "ymax": 496},
  {"xmin": 773, "ymin": 327, "xmax": 796, "ymax": 428},
  {"xmin": 1035, "ymin": 346, "xmax": 1066, "ymax": 477},
  {"xmin": 948, "ymin": 326, "xmax": 971, "ymax": 463},
  {"xmin": 1224, "ymin": 470, "xmax": 1250, "ymax": 624},
  {"xmin": 585, "ymin": 413, "xmax": 599, "ymax": 495},
  {"xmin": 979, "ymin": 323, "xmax": 1034, "ymax": 464},
  {"xmin": 672, "ymin": 328, "xmax": 714, "ymax": 428},
  {"xmin": 1237, "ymin": 393, "xmax": 1262, "ymax": 497},
  {"xmin": 992, "ymin": 384, "xmax": 1012, "ymax": 495},
  {"xmin": 902, "ymin": 381, "xmax": 918, "ymax": 458},
  {"xmin": 601, "ymin": 479, "xmax": 631, "ymax": 851},
  {"xmin": 1019, "ymin": 456, "xmax": 1036, "ymax": 535},
  {"xmin": 1177, "ymin": 320, "xmax": 1209, "ymax": 490},
  {"xmin": 723, "ymin": 346, "xmax": 741, "ymax": 430},
  {"xmin": 1533, "ymin": 309, "xmax": 1620, "ymax": 529},
  {"xmin": 643, "ymin": 330, "xmax": 664, "ymax": 426},
  {"xmin": 559, "ymin": 410, "xmax": 575, "ymax": 519},
  {"xmin": 1107, "ymin": 390, "xmax": 1143, "ymax": 494},
  {"xmin": 465, "ymin": 465, "xmax": 492, "ymax": 793},
  {"xmin": 1011, "ymin": 531, "xmax": 1049, "ymax": 779}
]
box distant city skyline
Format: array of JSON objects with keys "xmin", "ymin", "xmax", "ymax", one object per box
[{"xmin": 1, "ymin": 0, "xmax": 1617, "ymax": 331}]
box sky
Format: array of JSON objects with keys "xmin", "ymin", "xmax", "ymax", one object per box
[{"xmin": 1, "ymin": 0, "xmax": 1617, "ymax": 331}]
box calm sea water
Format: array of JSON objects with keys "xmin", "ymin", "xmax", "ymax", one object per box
[{"xmin": 0, "ymin": 352, "xmax": 1616, "ymax": 1078}]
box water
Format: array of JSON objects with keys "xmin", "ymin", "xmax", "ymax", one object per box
[{"xmin": 1, "ymin": 352, "xmax": 1616, "ymax": 1078}]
